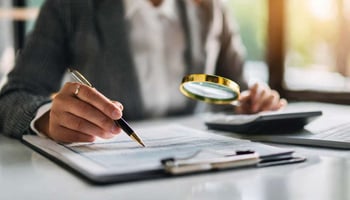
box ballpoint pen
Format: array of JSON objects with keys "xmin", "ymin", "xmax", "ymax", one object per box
[{"xmin": 69, "ymin": 68, "xmax": 146, "ymax": 147}]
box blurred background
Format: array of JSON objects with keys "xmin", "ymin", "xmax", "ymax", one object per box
[{"xmin": 1, "ymin": 0, "xmax": 350, "ymax": 103}]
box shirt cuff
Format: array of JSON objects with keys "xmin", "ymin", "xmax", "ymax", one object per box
[{"xmin": 30, "ymin": 103, "xmax": 52, "ymax": 138}]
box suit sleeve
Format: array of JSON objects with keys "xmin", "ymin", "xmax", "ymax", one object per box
[{"xmin": 0, "ymin": 0, "xmax": 69, "ymax": 138}]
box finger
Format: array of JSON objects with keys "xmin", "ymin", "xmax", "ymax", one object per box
[
  {"xmin": 49, "ymin": 125, "xmax": 96, "ymax": 143},
  {"xmin": 238, "ymin": 90, "xmax": 251, "ymax": 102},
  {"xmin": 247, "ymin": 83, "xmax": 258, "ymax": 102},
  {"xmin": 260, "ymin": 90, "xmax": 280, "ymax": 111},
  {"xmin": 69, "ymin": 97, "xmax": 121, "ymax": 134},
  {"xmin": 235, "ymin": 91, "xmax": 252, "ymax": 114},
  {"xmin": 111, "ymin": 100, "xmax": 124, "ymax": 111},
  {"xmin": 279, "ymin": 98, "xmax": 288, "ymax": 108},
  {"xmin": 251, "ymin": 88, "xmax": 268, "ymax": 113},
  {"xmin": 64, "ymin": 82, "xmax": 123, "ymax": 120},
  {"xmin": 51, "ymin": 110, "xmax": 120, "ymax": 139},
  {"xmin": 235, "ymin": 104, "xmax": 253, "ymax": 114},
  {"xmin": 52, "ymin": 90, "xmax": 121, "ymax": 135},
  {"xmin": 263, "ymin": 91, "xmax": 288, "ymax": 111},
  {"xmin": 246, "ymin": 83, "xmax": 261, "ymax": 112},
  {"xmin": 53, "ymin": 84, "xmax": 122, "ymax": 137}
]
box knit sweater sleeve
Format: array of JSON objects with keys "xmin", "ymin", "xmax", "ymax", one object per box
[{"xmin": 0, "ymin": 0, "xmax": 70, "ymax": 139}]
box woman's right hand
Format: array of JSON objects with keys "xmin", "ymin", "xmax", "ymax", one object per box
[{"xmin": 35, "ymin": 82, "xmax": 124, "ymax": 143}]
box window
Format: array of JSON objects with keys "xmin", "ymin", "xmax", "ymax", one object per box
[
  {"xmin": 286, "ymin": 0, "xmax": 350, "ymax": 92},
  {"xmin": 269, "ymin": 0, "xmax": 350, "ymax": 104},
  {"xmin": 0, "ymin": 0, "xmax": 40, "ymax": 86},
  {"xmin": 225, "ymin": 0, "xmax": 269, "ymax": 85},
  {"xmin": 0, "ymin": 1, "xmax": 15, "ymax": 82}
]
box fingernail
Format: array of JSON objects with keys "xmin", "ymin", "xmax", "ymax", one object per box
[
  {"xmin": 118, "ymin": 104, "xmax": 123, "ymax": 111},
  {"xmin": 112, "ymin": 109, "xmax": 120, "ymax": 119},
  {"xmin": 111, "ymin": 124, "xmax": 118, "ymax": 133},
  {"xmin": 113, "ymin": 102, "xmax": 123, "ymax": 111}
]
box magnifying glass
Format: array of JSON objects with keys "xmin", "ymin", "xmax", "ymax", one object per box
[{"xmin": 179, "ymin": 74, "xmax": 240, "ymax": 105}]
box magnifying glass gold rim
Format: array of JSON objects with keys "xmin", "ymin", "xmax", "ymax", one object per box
[{"xmin": 179, "ymin": 74, "xmax": 240, "ymax": 104}]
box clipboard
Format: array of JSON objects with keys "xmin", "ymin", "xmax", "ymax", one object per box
[
  {"xmin": 22, "ymin": 124, "xmax": 305, "ymax": 184},
  {"xmin": 162, "ymin": 150, "xmax": 305, "ymax": 175}
]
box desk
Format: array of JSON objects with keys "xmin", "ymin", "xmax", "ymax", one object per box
[{"xmin": 1, "ymin": 102, "xmax": 350, "ymax": 200}]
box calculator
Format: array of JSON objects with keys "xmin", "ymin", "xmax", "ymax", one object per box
[{"xmin": 205, "ymin": 110, "xmax": 322, "ymax": 134}]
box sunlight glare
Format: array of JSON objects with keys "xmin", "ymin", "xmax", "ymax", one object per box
[{"xmin": 308, "ymin": 0, "xmax": 335, "ymax": 21}]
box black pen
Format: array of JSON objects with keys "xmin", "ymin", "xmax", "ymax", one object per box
[{"xmin": 69, "ymin": 68, "xmax": 146, "ymax": 147}]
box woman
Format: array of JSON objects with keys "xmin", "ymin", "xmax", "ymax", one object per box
[{"xmin": 0, "ymin": 0, "xmax": 286, "ymax": 143}]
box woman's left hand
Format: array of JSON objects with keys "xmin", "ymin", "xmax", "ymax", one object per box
[{"xmin": 235, "ymin": 83, "xmax": 287, "ymax": 114}]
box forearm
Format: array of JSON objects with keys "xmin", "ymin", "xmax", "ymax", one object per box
[
  {"xmin": 0, "ymin": 88, "xmax": 50, "ymax": 139},
  {"xmin": 0, "ymin": 1, "xmax": 69, "ymax": 138}
]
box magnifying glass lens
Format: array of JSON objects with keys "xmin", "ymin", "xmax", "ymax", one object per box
[
  {"xmin": 183, "ymin": 82, "xmax": 236, "ymax": 100},
  {"xmin": 180, "ymin": 74, "xmax": 240, "ymax": 104}
]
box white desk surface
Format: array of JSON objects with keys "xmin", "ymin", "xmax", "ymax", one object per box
[{"xmin": 1, "ymin": 102, "xmax": 350, "ymax": 200}]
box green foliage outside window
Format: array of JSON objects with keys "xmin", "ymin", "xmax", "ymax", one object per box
[{"xmin": 225, "ymin": 0, "xmax": 267, "ymax": 62}]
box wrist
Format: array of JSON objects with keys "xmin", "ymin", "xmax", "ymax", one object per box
[{"xmin": 34, "ymin": 111, "xmax": 50, "ymax": 137}]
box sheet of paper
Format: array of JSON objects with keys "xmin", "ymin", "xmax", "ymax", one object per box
[
  {"xmin": 23, "ymin": 124, "xmax": 292, "ymax": 176},
  {"xmin": 64, "ymin": 125, "xmax": 254, "ymax": 172}
]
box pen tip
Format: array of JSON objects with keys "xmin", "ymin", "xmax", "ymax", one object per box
[
  {"xmin": 130, "ymin": 133, "xmax": 146, "ymax": 147},
  {"xmin": 140, "ymin": 141, "xmax": 146, "ymax": 148}
]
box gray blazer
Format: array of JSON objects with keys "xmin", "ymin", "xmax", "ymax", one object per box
[{"xmin": 0, "ymin": 0, "xmax": 246, "ymax": 138}]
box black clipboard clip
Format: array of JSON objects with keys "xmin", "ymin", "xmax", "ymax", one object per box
[{"xmin": 161, "ymin": 150, "xmax": 306, "ymax": 175}]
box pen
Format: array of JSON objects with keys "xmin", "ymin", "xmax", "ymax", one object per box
[
  {"xmin": 161, "ymin": 150, "xmax": 260, "ymax": 175},
  {"xmin": 69, "ymin": 68, "xmax": 146, "ymax": 147}
]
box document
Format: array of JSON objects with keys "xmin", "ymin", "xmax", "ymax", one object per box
[{"xmin": 23, "ymin": 124, "xmax": 297, "ymax": 184}]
